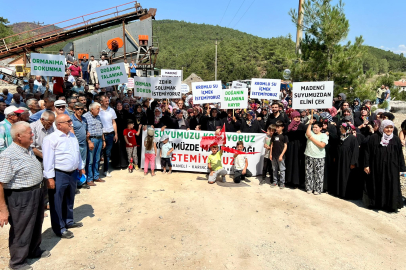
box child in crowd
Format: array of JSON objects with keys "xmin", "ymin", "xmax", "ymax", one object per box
[
  {"xmin": 304, "ymin": 112, "xmax": 328, "ymax": 195},
  {"xmin": 233, "ymin": 141, "xmax": 252, "ymax": 183},
  {"xmin": 160, "ymin": 135, "xmax": 174, "ymax": 174},
  {"xmin": 195, "ymin": 125, "xmax": 201, "ymax": 131},
  {"xmin": 262, "ymin": 125, "xmax": 275, "ymax": 184},
  {"xmin": 207, "ymin": 144, "xmax": 227, "ymax": 184},
  {"xmin": 270, "ymin": 121, "xmax": 288, "ymax": 189},
  {"xmin": 123, "ymin": 119, "xmax": 141, "ymax": 170},
  {"xmin": 144, "ymin": 128, "xmax": 157, "ymax": 176}
]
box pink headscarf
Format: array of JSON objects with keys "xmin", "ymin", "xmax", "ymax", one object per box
[
  {"xmin": 327, "ymin": 107, "xmax": 337, "ymax": 117},
  {"xmin": 288, "ymin": 111, "xmax": 301, "ymax": 132}
]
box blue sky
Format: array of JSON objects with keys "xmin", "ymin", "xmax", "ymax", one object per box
[{"xmin": 3, "ymin": 0, "xmax": 405, "ymax": 54}]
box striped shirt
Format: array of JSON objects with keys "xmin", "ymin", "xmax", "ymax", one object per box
[
  {"xmin": 82, "ymin": 111, "xmax": 104, "ymax": 136},
  {"xmin": 30, "ymin": 119, "xmax": 55, "ymax": 152},
  {"xmin": 0, "ymin": 142, "xmax": 43, "ymax": 189}
]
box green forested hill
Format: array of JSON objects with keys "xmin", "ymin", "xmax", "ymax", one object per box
[{"xmin": 11, "ymin": 19, "xmax": 406, "ymax": 82}]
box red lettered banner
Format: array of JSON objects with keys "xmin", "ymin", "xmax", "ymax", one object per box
[{"xmin": 141, "ymin": 129, "xmax": 266, "ymax": 175}]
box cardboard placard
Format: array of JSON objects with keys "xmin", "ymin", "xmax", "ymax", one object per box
[
  {"xmin": 96, "ymin": 63, "xmax": 128, "ymax": 88},
  {"xmin": 31, "ymin": 53, "xmax": 65, "ymax": 77},
  {"xmin": 221, "ymin": 88, "xmax": 248, "ymax": 109},
  {"xmin": 292, "ymin": 81, "xmax": 334, "ymax": 109},
  {"xmin": 250, "ymin": 78, "xmax": 281, "ymax": 100},
  {"xmin": 192, "ymin": 81, "xmax": 222, "ymax": 104}
]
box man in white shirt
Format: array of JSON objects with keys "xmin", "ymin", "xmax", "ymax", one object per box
[
  {"xmin": 98, "ymin": 55, "xmax": 109, "ymax": 67},
  {"xmin": 123, "ymin": 58, "xmax": 130, "ymax": 77},
  {"xmin": 66, "ymin": 70, "xmax": 75, "ymax": 85},
  {"xmin": 34, "ymin": 76, "xmax": 42, "ymax": 87},
  {"xmin": 88, "ymin": 55, "xmax": 99, "ymax": 85},
  {"xmin": 42, "ymin": 114, "xmax": 85, "ymax": 239},
  {"xmin": 99, "ymin": 95, "xmax": 117, "ymax": 177}
]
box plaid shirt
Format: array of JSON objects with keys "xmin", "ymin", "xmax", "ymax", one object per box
[
  {"xmin": 82, "ymin": 111, "xmax": 104, "ymax": 136},
  {"xmin": 0, "ymin": 142, "xmax": 43, "ymax": 189}
]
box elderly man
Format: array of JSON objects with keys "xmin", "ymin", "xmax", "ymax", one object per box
[
  {"xmin": 0, "ymin": 89, "xmax": 13, "ymax": 105},
  {"xmin": 30, "ymin": 111, "xmax": 55, "ymax": 161},
  {"xmin": 10, "ymin": 93, "xmax": 27, "ymax": 108},
  {"xmin": 27, "ymin": 99, "xmax": 40, "ymax": 116},
  {"xmin": 99, "ymin": 95, "xmax": 117, "ymax": 177},
  {"xmin": 37, "ymin": 79, "xmax": 47, "ymax": 94},
  {"xmin": 82, "ymin": 102, "xmax": 105, "ymax": 186},
  {"xmin": 70, "ymin": 102, "xmax": 90, "ymax": 189},
  {"xmin": 0, "ymin": 106, "xmax": 24, "ymax": 153},
  {"xmin": 19, "ymin": 108, "xmax": 30, "ymax": 122},
  {"xmin": 24, "ymin": 78, "xmax": 38, "ymax": 93},
  {"xmin": 43, "ymin": 114, "xmax": 85, "ymax": 238},
  {"xmin": 34, "ymin": 75, "xmax": 42, "ymax": 87},
  {"xmin": 0, "ymin": 122, "xmax": 50, "ymax": 270}
]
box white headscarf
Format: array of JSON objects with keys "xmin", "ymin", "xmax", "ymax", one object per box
[{"xmin": 379, "ymin": 120, "xmax": 394, "ymax": 147}]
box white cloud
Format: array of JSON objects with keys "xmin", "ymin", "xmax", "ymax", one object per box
[{"xmin": 378, "ymin": 45, "xmax": 406, "ymax": 55}]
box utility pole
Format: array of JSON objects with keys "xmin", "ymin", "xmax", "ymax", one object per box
[
  {"xmin": 295, "ymin": 0, "xmax": 304, "ymax": 54},
  {"xmin": 122, "ymin": 20, "xmax": 126, "ymax": 60},
  {"xmin": 215, "ymin": 39, "xmax": 218, "ymax": 81}
]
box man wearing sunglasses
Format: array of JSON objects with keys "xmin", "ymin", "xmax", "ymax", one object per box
[
  {"xmin": 43, "ymin": 114, "xmax": 85, "ymax": 239},
  {"xmin": 70, "ymin": 102, "xmax": 90, "ymax": 189}
]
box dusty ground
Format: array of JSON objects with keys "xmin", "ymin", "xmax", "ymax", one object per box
[{"xmin": 0, "ymin": 169, "xmax": 406, "ymax": 270}]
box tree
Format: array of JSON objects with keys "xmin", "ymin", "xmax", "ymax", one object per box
[
  {"xmin": 289, "ymin": 0, "xmax": 365, "ymax": 92},
  {"xmin": 378, "ymin": 59, "xmax": 389, "ymax": 74},
  {"xmin": 0, "ymin": 17, "xmax": 13, "ymax": 39}
]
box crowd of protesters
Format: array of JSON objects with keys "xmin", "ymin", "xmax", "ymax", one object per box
[{"xmin": 0, "ymin": 52, "xmax": 405, "ymax": 269}]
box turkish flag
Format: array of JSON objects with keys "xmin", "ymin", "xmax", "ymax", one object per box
[{"xmin": 200, "ymin": 124, "xmax": 227, "ymax": 151}]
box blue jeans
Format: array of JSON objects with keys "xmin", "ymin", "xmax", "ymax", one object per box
[
  {"xmin": 87, "ymin": 138, "xmax": 102, "ymax": 182},
  {"xmin": 376, "ymin": 98, "xmax": 383, "ymax": 104},
  {"xmin": 82, "ymin": 71, "xmax": 89, "ymax": 84},
  {"xmin": 79, "ymin": 144, "xmax": 87, "ymax": 165},
  {"xmin": 103, "ymin": 133, "xmax": 114, "ymax": 172}
]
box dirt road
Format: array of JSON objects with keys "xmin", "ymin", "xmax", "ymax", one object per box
[{"xmin": 1, "ymin": 169, "xmax": 405, "ymax": 270}]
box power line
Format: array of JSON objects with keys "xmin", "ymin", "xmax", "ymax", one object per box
[
  {"xmin": 228, "ymin": 0, "xmax": 246, "ymax": 27},
  {"xmin": 233, "ymin": 0, "xmax": 256, "ymax": 28},
  {"xmin": 219, "ymin": 0, "xmax": 232, "ymax": 26}
]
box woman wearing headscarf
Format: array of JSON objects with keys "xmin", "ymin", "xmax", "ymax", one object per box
[
  {"xmin": 331, "ymin": 123, "xmax": 360, "ymax": 199},
  {"xmin": 352, "ymin": 98, "xmax": 361, "ymax": 113},
  {"xmin": 258, "ymin": 107, "xmax": 270, "ymax": 131},
  {"xmin": 320, "ymin": 113, "xmax": 339, "ymax": 192},
  {"xmin": 333, "ymin": 93, "xmax": 346, "ymax": 110},
  {"xmin": 206, "ymin": 108, "xmax": 223, "ymax": 131},
  {"xmin": 221, "ymin": 109, "xmax": 241, "ymax": 132},
  {"xmin": 111, "ymin": 101, "xmax": 132, "ymax": 169},
  {"xmin": 134, "ymin": 104, "xmax": 148, "ymax": 165},
  {"xmin": 354, "ymin": 105, "xmax": 376, "ymax": 138},
  {"xmin": 363, "ymin": 120, "xmax": 406, "ymax": 212},
  {"xmin": 285, "ymin": 111, "xmax": 307, "ymax": 187},
  {"xmin": 149, "ymin": 107, "xmax": 165, "ymax": 128},
  {"xmin": 190, "ymin": 106, "xmax": 206, "ymax": 130},
  {"xmin": 239, "ymin": 110, "xmax": 262, "ymax": 133}
]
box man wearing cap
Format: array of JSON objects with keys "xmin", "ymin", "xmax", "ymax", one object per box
[
  {"xmin": 0, "ymin": 122, "xmax": 50, "ymax": 270},
  {"xmin": 42, "ymin": 114, "xmax": 85, "ymax": 239},
  {"xmin": 0, "ymin": 106, "xmax": 24, "ymax": 153},
  {"xmin": 70, "ymin": 102, "xmax": 90, "ymax": 189}
]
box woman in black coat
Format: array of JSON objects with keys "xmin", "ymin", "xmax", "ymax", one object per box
[
  {"xmin": 134, "ymin": 104, "xmax": 148, "ymax": 166},
  {"xmin": 331, "ymin": 123, "xmax": 360, "ymax": 198},
  {"xmin": 363, "ymin": 120, "xmax": 406, "ymax": 212},
  {"xmin": 221, "ymin": 109, "xmax": 241, "ymax": 132},
  {"xmin": 206, "ymin": 108, "xmax": 223, "ymax": 131},
  {"xmin": 111, "ymin": 101, "xmax": 131, "ymax": 169}
]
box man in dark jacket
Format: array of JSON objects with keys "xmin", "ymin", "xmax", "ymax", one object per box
[
  {"xmin": 206, "ymin": 108, "xmax": 223, "ymax": 131},
  {"xmin": 171, "ymin": 110, "xmax": 190, "ymax": 130},
  {"xmin": 265, "ymin": 103, "xmax": 288, "ymax": 132}
]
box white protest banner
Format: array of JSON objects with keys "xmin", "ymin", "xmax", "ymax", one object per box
[
  {"xmin": 192, "ymin": 81, "xmax": 222, "ymax": 105},
  {"xmin": 133, "ymin": 77, "xmax": 153, "ymax": 98},
  {"xmin": 292, "ymin": 81, "xmax": 334, "ymax": 110},
  {"xmin": 232, "ymin": 81, "xmax": 247, "ymax": 89},
  {"xmin": 161, "ymin": 69, "xmax": 183, "ymax": 79},
  {"xmin": 96, "ymin": 63, "xmax": 128, "ymax": 88},
  {"xmin": 152, "ymin": 77, "xmax": 182, "ymax": 99},
  {"xmin": 250, "ymin": 78, "xmax": 281, "ymax": 100},
  {"xmin": 141, "ymin": 129, "xmax": 265, "ymax": 175},
  {"xmin": 221, "ymin": 88, "xmax": 248, "ymax": 109},
  {"xmin": 181, "ymin": 83, "xmax": 190, "ymax": 93},
  {"xmin": 31, "ymin": 53, "xmax": 65, "ymax": 77},
  {"xmin": 127, "ymin": 77, "xmax": 134, "ymax": 89}
]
